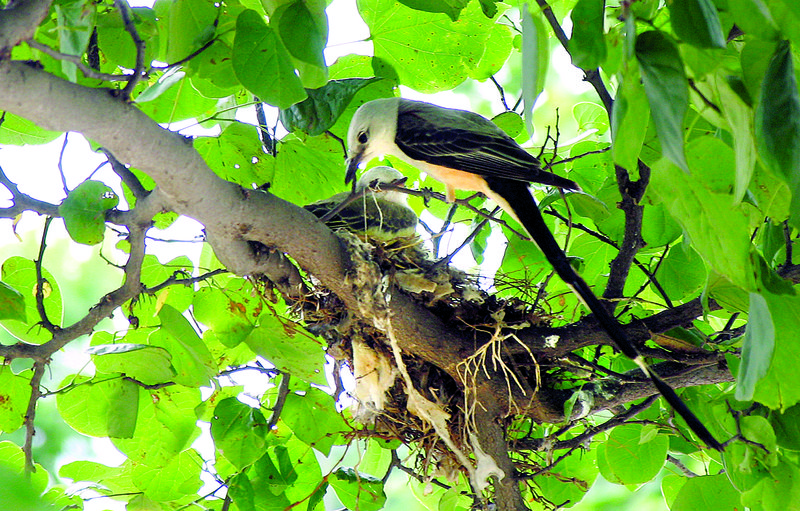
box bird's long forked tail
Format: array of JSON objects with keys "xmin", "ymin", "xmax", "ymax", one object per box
[{"xmin": 485, "ymin": 178, "xmax": 724, "ymax": 452}]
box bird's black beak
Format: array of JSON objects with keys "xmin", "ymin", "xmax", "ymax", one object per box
[{"xmin": 345, "ymin": 153, "xmax": 362, "ymax": 189}]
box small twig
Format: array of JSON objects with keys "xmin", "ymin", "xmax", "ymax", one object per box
[
  {"xmin": 688, "ymin": 78, "xmax": 722, "ymax": 114},
  {"xmin": 432, "ymin": 203, "xmax": 458, "ymax": 257},
  {"xmin": 490, "ymin": 75, "xmax": 510, "ymax": 111},
  {"xmin": 25, "ymin": 39, "xmax": 127, "ymax": 82},
  {"xmin": 543, "ymin": 146, "xmax": 610, "ymax": 169},
  {"xmin": 23, "ymin": 361, "xmax": 46, "ymax": 474},
  {"xmin": 145, "ymin": 268, "xmax": 228, "ymax": 295},
  {"xmin": 436, "ymin": 206, "xmax": 500, "ymax": 268},
  {"xmin": 57, "ymin": 133, "xmax": 70, "ymax": 195},
  {"xmin": 266, "ymin": 372, "xmax": 291, "ymax": 430},
  {"xmin": 101, "ymin": 148, "xmax": 149, "ymax": 199},
  {"xmin": 115, "ymin": 0, "xmax": 147, "ymax": 99},
  {"xmin": 34, "ymin": 217, "xmax": 57, "ymax": 333},
  {"xmin": 317, "ymin": 177, "xmax": 408, "ymax": 223},
  {"xmin": 254, "ymin": 100, "xmax": 276, "ymax": 156},
  {"xmin": 784, "ymin": 220, "xmax": 793, "ymax": 267},
  {"xmin": 152, "ymin": 38, "xmax": 217, "ymax": 72},
  {"xmin": 667, "ymin": 454, "xmax": 699, "ymax": 478}
]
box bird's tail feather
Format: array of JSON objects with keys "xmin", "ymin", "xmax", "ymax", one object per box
[
  {"xmin": 486, "ymin": 178, "xmax": 723, "ymax": 451},
  {"xmin": 534, "ymin": 172, "xmax": 581, "ymax": 192}
]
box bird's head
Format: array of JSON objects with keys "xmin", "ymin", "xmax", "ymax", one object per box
[
  {"xmin": 345, "ymin": 98, "xmax": 400, "ymax": 186},
  {"xmin": 355, "ymin": 166, "xmax": 408, "ymax": 205}
]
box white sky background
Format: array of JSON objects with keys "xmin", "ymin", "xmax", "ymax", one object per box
[{"xmin": 0, "ymin": 1, "xmax": 618, "ymax": 510}]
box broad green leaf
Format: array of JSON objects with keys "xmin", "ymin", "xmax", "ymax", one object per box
[
  {"xmin": 755, "ymin": 40, "xmax": 800, "ymax": 227},
  {"xmin": 0, "ymin": 257, "xmax": 64, "ymax": 345},
  {"xmin": 210, "ymin": 397, "xmax": 268, "ymax": 469},
  {"xmin": 192, "ymin": 286, "xmax": 256, "ymax": 348},
  {"xmin": 330, "ymin": 468, "xmax": 387, "ymax": 511},
  {"xmin": 0, "ymin": 452, "xmax": 51, "ymax": 511},
  {"xmin": 728, "ymin": 0, "xmax": 780, "ymax": 40},
  {"xmin": 668, "ymin": 0, "xmax": 726, "ymax": 49},
  {"xmin": 469, "ymin": 21, "xmax": 513, "ymax": 80},
  {"xmin": 59, "ymin": 460, "xmax": 137, "ymax": 494},
  {"xmin": 491, "ymin": 111, "xmax": 524, "ymax": 138},
  {"xmin": 395, "ymin": 0, "xmax": 468, "ymax": 21},
  {"xmin": 90, "ymin": 333, "xmax": 176, "ymax": 386},
  {"xmin": 359, "ymin": 0, "xmax": 498, "ymax": 93},
  {"xmin": 522, "ymin": 4, "xmax": 549, "ymax": 138},
  {"xmin": 56, "ymin": 374, "xmax": 139, "ymax": 438},
  {"xmin": 281, "ymin": 388, "xmax": 347, "ymax": 455},
  {"xmin": 228, "ymin": 473, "xmax": 256, "ymax": 511},
  {"xmin": 612, "ymin": 68, "xmax": 650, "ymax": 172},
  {"xmin": 742, "ymin": 462, "xmax": 800, "ymax": 511},
  {"xmin": 534, "ymin": 447, "xmax": 598, "ymax": 506},
  {"xmin": 640, "ymin": 202, "xmax": 682, "ymax": 247},
  {"xmin": 164, "ymin": 0, "xmax": 217, "ymax": 64},
  {"xmin": 195, "ymin": 123, "xmax": 273, "ymax": 187},
  {"xmin": 648, "ymin": 158, "xmax": 756, "ymax": 291},
  {"xmin": 112, "ymin": 386, "xmax": 201, "ymax": 466},
  {"xmin": 655, "ymin": 243, "xmax": 706, "ymax": 302},
  {"xmin": 268, "ymin": 133, "xmax": 345, "ymax": 206},
  {"xmin": 59, "ymin": 180, "xmax": 119, "ymax": 245},
  {"xmin": 0, "ymin": 113, "xmax": 61, "ymax": 145},
  {"xmin": 272, "ymin": 0, "xmax": 327, "ymax": 69},
  {"xmin": 245, "ymin": 313, "xmax": 327, "ymax": 385},
  {"xmin": 130, "ymin": 448, "xmax": 203, "ymax": 501},
  {"xmin": 153, "ymin": 304, "xmax": 217, "ymax": 387},
  {"xmin": 232, "ymin": 9, "xmax": 307, "ymax": 108},
  {"xmin": 772, "ymin": 404, "xmax": 800, "ymax": 450},
  {"xmin": 636, "ymin": 31, "xmax": 689, "ymax": 171},
  {"xmin": 569, "ymin": 0, "xmax": 607, "ymax": 69},
  {"xmin": 279, "ymin": 77, "xmax": 381, "ymax": 136},
  {"xmin": 752, "ymin": 291, "xmax": 800, "ymax": 409},
  {"xmin": 252, "ymin": 436, "xmax": 322, "ymax": 502},
  {"xmin": 136, "ymin": 70, "xmax": 218, "ymax": 123},
  {"xmin": 96, "ymin": 7, "xmax": 158, "ymax": 70},
  {"xmin": 671, "ymin": 473, "xmax": 741, "ymax": 511},
  {"xmin": 0, "ymin": 280, "xmax": 25, "ymax": 322},
  {"xmin": 597, "ymin": 424, "xmax": 668, "ymax": 485},
  {"xmin": 0, "ymin": 369, "xmax": 32, "ymax": 433},
  {"xmin": 736, "ymin": 293, "xmax": 775, "ymax": 401},
  {"xmin": 55, "ymin": 0, "xmax": 96, "ymax": 82}
]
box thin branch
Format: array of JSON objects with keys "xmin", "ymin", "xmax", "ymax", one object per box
[
  {"xmin": 784, "ymin": 220, "xmax": 793, "ymax": 268},
  {"xmin": 34, "ymin": 217, "xmax": 57, "ymax": 333},
  {"xmin": 266, "ymin": 372, "xmax": 291, "ymax": 430},
  {"xmin": 667, "ymin": 455, "xmax": 699, "ymax": 478},
  {"xmin": 57, "ymin": 132, "xmax": 70, "ymax": 194},
  {"xmin": 115, "ymin": 0, "xmax": 146, "ymax": 99},
  {"xmin": 23, "ymin": 361, "xmax": 46, "ymax": 473},
  {"xmin": 101, "ymin": 148, "xmax": 149, "ymax": 199},
  {"xmin": 145, "ymin": 268, "xmax": 228, "ymax": 294},
  {"xmin": 25, "ymin": 39, "xmax": 127, "ymax": 81},
  {"xmin": 437, "ymin": 206, "xmax": 500, "ymax": 267}
]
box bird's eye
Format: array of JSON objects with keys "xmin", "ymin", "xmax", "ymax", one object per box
[{"xmin": 357, "ymin": 131, "xmax": 368, "ymax": 144}]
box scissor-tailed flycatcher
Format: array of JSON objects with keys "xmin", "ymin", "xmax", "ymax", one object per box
[
  {"xmin": 305, "ymin": 166, "xmax": 417, "ymax": 241},
  {"xmin": 345, "ymin": 98, "xmax": 722, "ymax": 451}
]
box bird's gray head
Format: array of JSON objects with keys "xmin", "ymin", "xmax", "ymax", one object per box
[
  {"xmin": 345, "ymin": 98, "xmax": 400, "ymax": 186},
  {"xmin": 355, "ymin": 166, "xmax": 408, "ymax": 205}
]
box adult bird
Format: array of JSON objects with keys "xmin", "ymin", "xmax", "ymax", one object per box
[
  {"xmin": 305, "ymin": 165, "xmax": 418, "ymax": 241},
  {"xmin": 345, "ymin": 97, "xmax": 723, "ymax": 451}
]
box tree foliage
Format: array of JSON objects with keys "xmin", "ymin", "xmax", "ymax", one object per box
[{"xmin": 0, "ymin": 0, "xmax": 799, "ymax": 510}]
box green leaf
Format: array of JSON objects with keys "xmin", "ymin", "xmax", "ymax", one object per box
[
  {"xmin": 268, "ymin": 133, "xmax": 346, "ymax": 206},
  {"xmin": 164, "ymin": 0, "xmax": 217, "ymax": 64},
  {"xmin": 636, "ymin": 31, "xmax": 689, "ymax": 171},
  {"xmin": 612, "ymin": 68, "xmax": 650, "ymax": 172},
  {"xmin": 655, "ymin": 243, "xmax": 707, "ymax": 302},
  {"xmin": 522, "ymin": 4, "xmax": 549, "ymax": 138},
  {"xmin": 130, "ymin": 448, "xmax": 203, "ymax": 501},
  {"xmin": 668, "ymin": 0, "xmax": 726, "ymax": 49},
  {"xmin": 0, "ymin": 369, "xmax": 32, "ymax": 433},
  {"xmin": 359, "ymin": 0, "xmax": 499, "ymax": 93},
  {"xmin": 671, "ymin": 473, "xmax": 741, "ymax": 511},
  {"xmin": 59, "ymin": 180, "xmax": 119, "ymax": 245},
  {"xmin": 251, "ymin": 436, "xmax": 322, "ymax": 502},
  {"xmin": 771, "ymin": 403, "xmax": 800, "ymax": 450},
  {"xmin": 728, "ymin": 0, "xmax": 781, "ymax": 41},
  {"xmin": 228, "ymin": 473, "xmax": 256, "ymax": 511},
  {"xmin": 751, "ymin": 291, "xmax": 800, "ymax": 409},
  {"xmin": 491, "ymin": 111, "xmax": 524, "ymax": 138},
  {"xmin": 330, "ymin": 468, "xmax": 387, "ymax": 511},
  {"xmin": 210, "ymin": 397, "xmax": 268, "ymax": 469},
  {"xmin": 647, "ymin": 158, "xmax": 756, "ymax": 291},
  {"xmin": 245, "ymin": 314, "xmax": 327, "ymax": 385},
  {"xmin": 597, "ymin": 424, "xmax": 668, "ymax": 485},
  {"xmin": 742, "ymin": 462, "xmax": 800, "ymax": 511},
  {"xmin": 112, "ymin": 386, "xmax": 201, "ymax": 466},
  {"xmin": 192, "ymin": 286, "xmax": 256, "ymax": 348},
  {"xmin": 0, "ymin": 280, "xmax": 25, "ymax": 322},
  {"xmin": 272, "ymin": 0, "xmax": 327, "ymax": 69},
  {"xmin": 135, "ymin": 70, "xmax": 218, "ymax": 123},
  {"xmin": 0, "ymin": 113, "xmax": 61, "ymax": 145},
  {"xmin": 736, "ymin": 293, "xmax": 775, "ymax": 401},
  {"xmin": 0, "ymin": 257, "xmax": 64, "ymax": 345},
  {"xmin": 569, "ymin": 0, "xmax": 607, "ymax": 69},
  {"xmin": 395, "ymin": 0, "xmax": 469, "ymax": 21},
  {"xmin": 57, "ymin": 374, "xmax": 139, "ymax": 438},
  {"xmin": 281, "ymin": 388, "xmax": 347, "ymax": 455},
  {"xmin": 279, "ymin": 77, "xmax": 381, "ymax": 136},
  {"xmin": 641, "ymin": 203, "xmax": 682, "ymax": 247},
  {"xmin": 195, "ymin": 123, "xmax": 273, "ymax": 187},
  {"xmin": 755, "ymin": 40, "xmax": 800, "ymax": 227},
  {"xmin": 153, "ymin": 304, "xmax": 217, "ymax": 387},
  {"xmin": 469, "ymin": 22, "xmax": 513, "ymax": 80},
  {"xmin": 232, "ymin": 9, "xmax": 307, "ymax": 109},
  {"xmin": 90, "ymin": 333, "xmax": 176, "ymax": 386},
  {"xmin": 55, "ymin": 0, "xmax": 97, "ymax": 82}
]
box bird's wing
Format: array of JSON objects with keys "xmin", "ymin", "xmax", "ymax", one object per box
[{"xmin": 395, "ymin": 101, "xmax": 579, "ymax": 190}]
